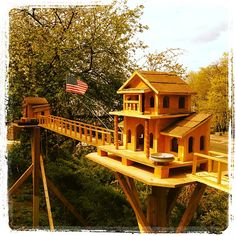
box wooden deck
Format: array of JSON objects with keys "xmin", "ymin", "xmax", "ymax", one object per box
[
  {"xmin": 86, "ymin": 152, "xmax": 195, "ymax": 187},
  {"xmin": 97, "ymin": 145, "xmax": 208, "ymax": 179}
]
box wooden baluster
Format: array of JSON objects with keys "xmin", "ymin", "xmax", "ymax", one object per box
[
  {"xmin": 89, "ymin": 128, "xmax": 92, "ymax": 142},
  {"xmin": 107, "ymin": 133, "xmax": 111, "ymax": 145},
  {"xmin": 192, "ymin": 154, "xmax": 197, "ymax": 175},
  {"xmin": 69, "ymin": 123, "xmax": 72, "ymax": 137},
  {"xmin": 207, "ymin": 159, "xmax": 212, "ymax": 172},
  {"xmin": 217, "ymin": 162, "xmax": 222, "ymax": 184},
  {"xmin": 79, "ymin": 125, "xmax": 82, "ymax": 139},
  {"xmin": 144, "ymin": 119, "xmax": 150, "ymax": 159},
  {"xmin": 102, "ymin": 133, "xmax": 105, "ymax": 145},
  {"xmin": 96, "ymin": 130, "xmax": 98, "ymax": 144},
  {"xmin": 84, "ymin": 127, "xmax": 87, "ymax": 141}
]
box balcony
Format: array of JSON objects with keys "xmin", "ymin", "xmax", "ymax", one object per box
[{"xmin": 124, "ymin": 99, "xmax": 142, "ymax": 114}]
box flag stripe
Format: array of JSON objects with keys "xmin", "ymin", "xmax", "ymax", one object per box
[{"xmin": 66, "ymin": 78, "xmax": 88, "ymax": 95}]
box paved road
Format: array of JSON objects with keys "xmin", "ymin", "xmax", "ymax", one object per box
[{"xmin": 210, "ymin": 134, "xmax": 229, "ymax": 154}]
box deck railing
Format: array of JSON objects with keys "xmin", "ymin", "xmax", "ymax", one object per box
[
  {"xmin": 192, "ymin": 152, "xmax": 228, "ymax": 185},
  {"xmin": 38, "ymin": 115, "xmax": 122, "ymax": 146}
]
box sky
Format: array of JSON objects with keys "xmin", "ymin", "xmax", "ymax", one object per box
[{"xmin": 127, "ymin": 0, "xmax": 231, "ymax": 72}]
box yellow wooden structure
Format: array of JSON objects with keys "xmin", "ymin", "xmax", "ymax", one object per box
[
  {"xmin": 21, "ymin": 97, "xmax": 50, "ymax": 121},
  {"xmin": 8, "ymin": 70, "xmax": 230, "ymax": 233}
]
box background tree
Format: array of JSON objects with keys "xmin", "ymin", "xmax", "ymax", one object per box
[
  {"xmin": 188, "ymin": 53, "xmax": 229, "ymax": 132},
  {"xmin": 143, "ymin": 48, "xmax": 187, "ymax": 78},
  {"xmin": 8, "ymin": 1, "xmax": 148, "ymax": 125}
]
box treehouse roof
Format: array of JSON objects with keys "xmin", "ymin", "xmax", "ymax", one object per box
[
  {"xmin": 23, "ymin": 97, "xmax": 49, "ymax": 105},
  {"xmin": 160, "ymin": 113, "xmax": 212, "ymax": 138},
  {"xmin": 118, "ymin": 70, "xmax": 195, "ymax": 95}
]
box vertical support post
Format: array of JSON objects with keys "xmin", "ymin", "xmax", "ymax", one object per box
[
  {"xmin": 32, "ymin": 127, "xmax": 40, "ymax": 228},
  {"xmin": 139, "ymin": 94, "xmax": 142, "ymax": 113},
  {"xmin": 144, "ymin": 119, "xmax": 150, "ymax": 158},
  {"xmin": 146, "ymin": 186, "xmax": 169, "ymax": 229},
  {"xmin": 217, "ymin": 162, "xmax": 222, "ymax": 184},
  {"xmin": 114, "ymin": 115, "xmax": 119, "ymax": 149}
]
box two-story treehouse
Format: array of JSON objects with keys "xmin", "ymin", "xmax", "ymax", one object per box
[{"xmin": 96, "ymin": 70, "xmax": 212, "ymax": 178}]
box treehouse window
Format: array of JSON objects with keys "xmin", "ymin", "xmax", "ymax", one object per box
[
  {"xmin": 179, "ymin": 96, "xmax": 185, "ymax": 109},
  {"xmin": 171, "ymin": 137, "xmax": 178, "ymax": 153},
  {"xmin": 163, "ymin": 96, "xmax": 169, "ymax": 108},
  {"xmin": 188, "ymin": 137, "xmax": 194, "ymax": 153},
  {"xmin": 150, "ymin": 96, "xmax": 155, "ymax": 108},
  {"xmin": 150, "ymin": 133, "xmax": 154, "ymax": 148},
  {"xmin": 127, "ymin": 129, "xmax": 131, "ymax": 143},
  {"xmin": 41, "ymin": 111, "xmax": 45, "ymax": 115},
  {"xmin": 200, "ymin": 136, "xmax": 205, "ymax": 151}
]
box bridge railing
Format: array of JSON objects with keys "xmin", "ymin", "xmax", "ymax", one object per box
[
  {"xmin": 38, "ymin": 115, "xmax": 122, "ymax": 146},
  {"xmin": 192, "ymin": 152, "xmax": 228, "ymax": 185}
]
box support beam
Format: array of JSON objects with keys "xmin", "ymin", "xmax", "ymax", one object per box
[
  {"xmin": 114, "ymin": 115, "xmax": 119, "ymax": 149},
  {"xmin": 8, "ymin": 164, "xmax": 33, "ymax": 196},
  {"xmin": 115, "ymin": 173, "xmax": 152, "ymax": 233},
  {"xmin": 144, "ymin": 119, "xmax": 149, "ymax": 158},
  {"xmin": 147, "ymin": 186, "xmax": 169, "ymax": 229},
  {"xmin": 45, "ymin": 177, "xmax": 87, "ymax": 226},
  {"xmin": 40, "ymin": 155, "xmax": 54, "ymax": 231},
  {"xmin": 31, "ymin": 127, "xmax": 40, "ymax": 228},
  {"xmin": 176, "ymin": 183, "xmax": 207, "ymax": 233}
]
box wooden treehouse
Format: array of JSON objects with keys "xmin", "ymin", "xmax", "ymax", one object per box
[{"xmin": 9, "ymin": 70, "xmax": 230, "ymax": 233}]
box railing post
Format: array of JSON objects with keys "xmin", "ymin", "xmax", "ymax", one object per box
[
  {"xmin": 217, "ymin": 162, "xmax": 222, "ymax": 184},
  {"xmin": 79, "ymin": 125, "xmax": 82, "ymax": 139},
  {"xmin": 207, "ymin": 159, "xmax": 212, "ymax": 172},
  {"xmin": 145, "ymin": 119, "xmax": 150, "ymax": 159},
  {"xmin": 107, "ymin": 133, "xmax": 111, "ymax": 145},
  {"xmin": 95, "ymin": 131, "xmax": 98, "ymax": 144},
  {"xmin": 89, "ymin": 128, "xmax": 92, "ymax": 142},
  {"xmin": 192, "ymin": 154, "xmax": 197, "ymax": 175},
  {"xmin": 69, "ymin": 123, "xmax": 72, "ymax": 136},
  {"xmin": 102, "ymin": 133, "xmax": 105, "ymax": 145},
  {"xmin": 84, "ymin": 127, "xmax": 88, "ymax": 141}
]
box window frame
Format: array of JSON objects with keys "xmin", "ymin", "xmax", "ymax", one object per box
[
  {"xmin": 171, "ymin": 137, "xmax": 178, "ymax": 153},
  {"xmin": 163, "ymin": 96, "xmax": 169, "ymax": 108}
]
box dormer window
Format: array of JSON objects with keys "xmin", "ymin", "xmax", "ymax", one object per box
[
  {"xmin": 179, "ymin": 96, "xmax": 185, "ymax": 109},
  {"xmin": 150, "ymin": 96, "xmax": 155, "ymax": 108},
  {"xmin": 163, "ymin": 96, "xmax": 169, "ymax": 108}
]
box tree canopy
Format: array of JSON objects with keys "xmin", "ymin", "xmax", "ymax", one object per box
[
  {"xmin": 8, "ymin": 1, "xmax": 148, "ymax": 124},
  {"xmin": 188, "ymin": 53, "xmax": 229, "ymax": 132}
]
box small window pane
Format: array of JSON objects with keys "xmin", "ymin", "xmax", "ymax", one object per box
[
  {"xmin": 150, "ymin": 96, "xmax": 155, "ymax": 108},
  {"xmin": 188, "ymin": 137, "xmax": 194, "ymax": 153},
  {"xmin": 179, "ymin": 96, "xmax": 185, "ymax": 109},
  {"xmin": 163, "ymin": 96, "xmax": 169, "ymax": 108},
  {"xmin": 200, "ymin": 136, "xmax": 205, "ymax": 150},
  {"xmin": 171, "ymin": 137, "xmax": 178, "ymax": 153}
]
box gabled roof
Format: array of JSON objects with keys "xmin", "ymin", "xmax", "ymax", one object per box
[
  {"xmin": 118, "ymin": 70, "xmax": 195, "ymax": 95},
  {"xmin": 23, "ymin": 97, "xmax": 49, "ymax": 105},
  {"xmin": 160, "ymin": 113, "xmax": 212, "ymax": 138}
]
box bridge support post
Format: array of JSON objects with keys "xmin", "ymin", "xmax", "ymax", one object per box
[{"xmin": 31, "ymin": 127, "xmax": 40, "ymax": 228}]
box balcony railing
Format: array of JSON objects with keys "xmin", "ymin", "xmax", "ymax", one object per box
[{"xmin": 124, "ymin": 100, "xmax": 140, "ymax": 112}]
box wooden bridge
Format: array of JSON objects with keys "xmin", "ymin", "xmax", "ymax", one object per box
[{"xmin": 38, "ymin": 115, "xmax": 122, "ymax": 147}]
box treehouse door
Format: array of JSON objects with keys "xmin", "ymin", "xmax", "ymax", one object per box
[{"xmin": 136, "ymin": 124, "xmax": 144, "ymax": 151}]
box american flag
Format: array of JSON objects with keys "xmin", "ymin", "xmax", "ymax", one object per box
[{"xmin": 66, "ymin": 77, "xmax": 88, "ymax": 95}]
